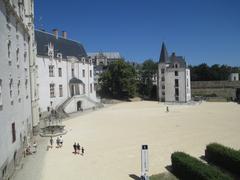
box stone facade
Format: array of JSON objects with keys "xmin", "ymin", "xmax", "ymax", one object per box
[
  {"xmin": 0, "ymin": 0, "xmax": 38, "ymax": 179},
  {"xmin": 191, "ymin": 80, "xmax": 240, "ymax": 100},
  {"xmin": 36, "ymin": 30, "xmax": 98, "ymax": 115},
  {"xmin": 157, "ymin": 43, "xmax": 191, "ymax": 103},
  {"xmin": 229, "ymin": 73, "xmax": 239, "ymax": 81},
  {"xmin": 88, "ymin": 52, "xmax": 122, "ymax": 91}
]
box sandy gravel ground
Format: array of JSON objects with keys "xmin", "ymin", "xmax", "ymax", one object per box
[{"xmin": 13, "ymin": 101, "xmax": 240, "ymax": 180}]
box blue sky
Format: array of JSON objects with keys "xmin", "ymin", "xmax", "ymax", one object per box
[{"xmin": 35, "ymin": 0, "xmax": 240, "ymax": 66}]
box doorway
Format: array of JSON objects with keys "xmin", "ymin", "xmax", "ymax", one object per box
[{"xmin": 77, "ymin": 101, "xmax": 82, "ymax": 111}]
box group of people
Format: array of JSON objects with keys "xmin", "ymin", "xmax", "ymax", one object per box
[
  {"xmin": 73, "ymin": 142, "xmax": 85, "ymax": 155},
  {"xmin": 47, "ymin": 137, "xmax": 85, "ymax": 156},
  {"xmin": 47, "ymin": 136, "xmax": 63, "ymax": 150},
  {"xmin": 25, "ymin": 141, "xmax": 37, "ymax": 156}
]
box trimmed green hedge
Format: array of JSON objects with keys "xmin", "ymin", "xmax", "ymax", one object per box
[
  {"xmin": 171, "ymin": 152, "xmax": 232, "ymax": 180},
  {"xmin": 205, "ymin": 143, "xmax": 240, "ymax": 175}
]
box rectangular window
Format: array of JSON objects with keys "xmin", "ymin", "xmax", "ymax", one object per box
[
  {"xmin": 175, "ymin": 71, "xmax": 178, "ymax": 76},
  {"xmin": 8, "ymin": 40, "xmax": 11, "ymax": 59},
  {"xmin": 16, "ymin": 48, "xmax": 19, "ymax": 62},
  {"xmin": 71, "ymin": 68, "xmax": 74, "ymax": 77},
  {"xmin": 9, "ymin": 79, "xmax": 13, "ymax": 100},
  {"xmin": 58, "ymin": 68, "xmax": 62, "ymax": 77},
  {"xmin": 17, "ymin": 80, "xmax": 20, "ymax": 96},
  {"xmin": 23, "ymin": 52, "xmax": 27, "ymax": 62},
  {"xmin": 59, "ymin": 85, "xmax": 63, "ymax": 97},
  {"xmin": 25, "ymin": 79, "xmax": 28, "ymax": 98},
  {"xmin": 90, "ymin": 70, "xmax": 92, "ymax": 78},
  {"xmin": 175, "ymin": 79, "xmax": 179, "ymax": 87},
  {"xmin": 12, "ymin": 123, "xmax": 16, "ymax": 143},
  {"xmin": 161, "ymin": 69, "xmax": 165, "ymax": 74},
  {"xmin": 83, "ymin": 84, "xmax": 86, "ymax": 94},
  {"xmin": 49, "ymin": 65, "xmax": 54, "ymax": 77},
  {"xmin": 0, "ymin": 79, "xmax": 2, "ymax": 108},
  {"xmin": 162, "ymin": 91, "xmax": 165, "ymax": 96},
  {"xmin": 175, "ymin": 88, "xmax": 179, "ymax": 96},
  {"xmin": 162, "ymin": 85, "xmax": 165, "ymax": 90},
  {"xmin": 161, "ymin": 76, "xmax": 165, "ymax": 81},
  {"xmin": 50, "ymin": 84, "xmax": 55, "ymax": 98},
  {"xmin": 90, "ymin": 83, "xmax": 93, "ymax": 93},
  {"xmin": 175, "ymin": 96, "xmax": 179, "ymax": 101},
  {"xmin": 82, "ymin": 69, "xmax": 85, "ymax": 77}
]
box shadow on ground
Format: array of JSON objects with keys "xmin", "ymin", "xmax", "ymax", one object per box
[{"xmin": 129, "ymin": 174, "xmax": 141, "ymax": 180}]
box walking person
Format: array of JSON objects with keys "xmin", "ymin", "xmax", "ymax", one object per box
[
  {"xmin": 73, "ymin": 143, "xmax": 77, "ymax": 154},
  {"xmin": 50, "ymin": 137, "xmax": 53, "ymax": 148},
  {"xmin": 56, "ymin": 137, "xmax": 60, "ymax": 148},
  {"xmin": 76, "ymin": 143, "xmax": 80, "ymax": 154},
  {"xmin": 81, "ymin": 147, "xmax": 84, "ymax": 156},
  {"xmin": 166, "ymin": 106, "xmax": 169, "ymax": 113},
  {"xmin": 59, "ymin": 136, "xmax": 63, "ymax": 147}
]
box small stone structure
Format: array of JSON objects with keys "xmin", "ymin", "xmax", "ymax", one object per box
[
  {"xmin": 229, "ymin": 73, "xmax": 239, "ymax": 81},
  {"xmin": 39, "ymin": 110, "xmax": 67, "ymax": 137}
]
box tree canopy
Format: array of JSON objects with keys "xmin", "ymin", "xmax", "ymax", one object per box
[
  {"xmin": 98, "ymin": 60, "xmax": 137, "ymax": 99},
  {"xmin": 138, "ymin": 59, "xmax": 158, "ymax": 99},
  {"xmin": 190, "ymin": 64, "xmax": 240, "ymax": 81}
]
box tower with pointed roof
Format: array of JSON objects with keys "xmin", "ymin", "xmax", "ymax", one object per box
[{"xmin": 157, "ymin": 43, "xmax": 191, "ymax": 102}]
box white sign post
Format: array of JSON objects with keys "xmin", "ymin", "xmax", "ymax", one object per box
[{"xmin": 141, "ymin": 145, "xmax": 149, "ymax": 180}]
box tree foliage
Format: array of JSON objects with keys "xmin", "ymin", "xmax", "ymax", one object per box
[
  {"xmin": 98, "ymin": 60, "xmax": 137, "ymax": 99},
  {"xmin": 138, "ymin": 59, "xmax": 158, "ymax": 99},
  {"xmin": 190, "ymin": 64, "xmax": 240, "ymax": 81}
]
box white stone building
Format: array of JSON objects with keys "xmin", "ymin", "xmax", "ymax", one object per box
[
  {"xmin": 88, "ymin": 52, "xmax": 122, "ymax": 91},
  {"xmin": 157, "ymin": 43, "xmax": 191, "ymax": 102},
  {"xmin": 229, "ymin": 73, "xmax": 239, "ymax": 81},
  {"xmin": 0, "ymin": 0, "xmax": 39, "ymax": 179},
  {"xmin": 88, "ymin": 52, "xmax": 122, "ymax": 66},
  {"xmin": 36, "ymin": 29, "xmax": 99, "ymax": 114}
]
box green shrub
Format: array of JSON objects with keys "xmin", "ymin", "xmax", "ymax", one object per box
[
  {"xmin": 171, "ymin": 152, "xmax": 232, "ymax": 180},
  {"xmin": 205, "ymin": 143, "xmax": 240, "ymax": 175}
]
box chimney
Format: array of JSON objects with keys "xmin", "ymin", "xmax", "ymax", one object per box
[
  {"xmin": 62, "ymin": 31, "xmax": 67, "ymax": 39},
  {"xmin": 52, "ymin": 29, "xmax": 58, "ymax": 39}
]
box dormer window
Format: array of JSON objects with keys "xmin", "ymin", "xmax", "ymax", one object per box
[
  {"xmin": 174, "ymin": 64, "xmax": 178, "ymax": 68},
  {"xmin": 48, "ymin": 42, "xmax": 54, "ymax": 59},
  {"xmin": 82, "ymin": 57, "xmax": 85, "ymax": 64},
  {"xmin": 57, "ymin": 53, "xmax": 62, "ymax": 60},
  {"xmin": 89, "ymin": 58, "xmax": 92, "ymax": 65}
]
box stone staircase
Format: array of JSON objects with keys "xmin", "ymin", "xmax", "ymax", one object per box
[{"xmin": 55, "ymin": 97, "xmax": 72, "ymax": 119}]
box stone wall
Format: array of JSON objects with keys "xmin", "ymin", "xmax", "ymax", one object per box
[{"xmin": 191, "ymin": 81, "xmax": 240, "ymax": 99}]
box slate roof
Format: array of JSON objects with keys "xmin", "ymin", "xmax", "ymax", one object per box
[
  {"xmin": 35, "ymin": 29, "xmax": 87, "ymax": 59},
  {"xmin": 159, "ymin": 42, "xmax": 187, "ymax": 68},
  {"xmin": 159, "ymin": 42, "xmax": 169, "ymax": 63}
]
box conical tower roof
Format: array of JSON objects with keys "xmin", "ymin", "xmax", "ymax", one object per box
[{"xmin": 159, "ymin": 42, "xmax": 169, "ymax": 63}]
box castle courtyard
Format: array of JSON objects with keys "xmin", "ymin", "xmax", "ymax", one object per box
[{"xmin": 13, "ymin": 101, "xmax": 240, "ymax": 180}]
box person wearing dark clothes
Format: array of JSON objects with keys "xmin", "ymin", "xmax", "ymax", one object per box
[
  {"xmin": 73, "ymin": 143, "xmax": 77, "ymax": 154},
  {"xmin": 81, "ymin": 147, "xmax": 84, "ymax": 156},
  {"xmin": 50, "ymin": 137, "xmax": 53, "ymax": 148},
  {"xmin": 76, "ymin": 143, "xmax": 80, "ymax": 154},
  {"xmin": 166, "ymin": 106, "xmax": 169, "ymax": 112}
]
